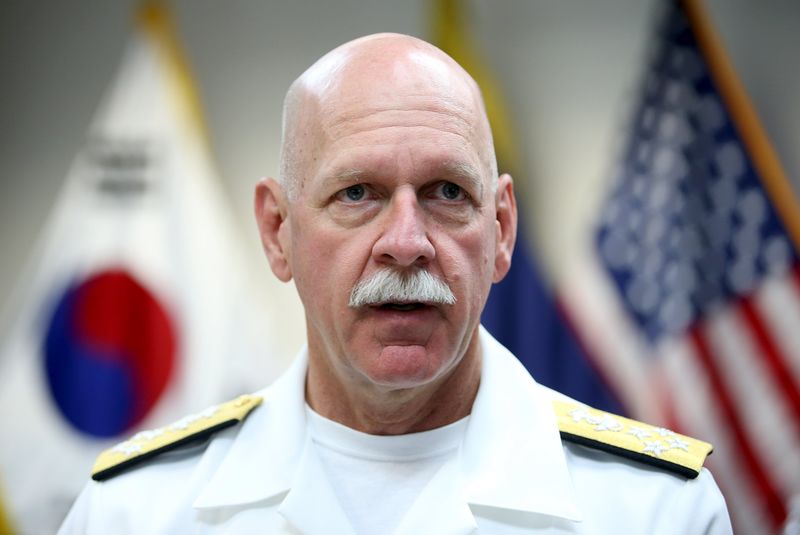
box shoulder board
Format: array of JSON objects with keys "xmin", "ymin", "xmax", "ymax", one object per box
[
  {"xmin": 91, "ymin": 394, "xmax": 263, "ymax": 482},
  {"xmin": 554, "ymin": 399, "xmax": 712, "ymax": 479}
]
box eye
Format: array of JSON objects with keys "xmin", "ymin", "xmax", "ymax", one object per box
[
  {"xmin": 438, "ymin": 182, "xmax": 465, "ymax": 201},
  {"xmin": 338, "ymin": 184, "xmax": 366, "ymax": 202}
]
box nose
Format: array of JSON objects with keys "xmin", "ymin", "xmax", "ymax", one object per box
[{"xmin": 372, "ymin": 188, "xmax": 435, "ymax": 268}]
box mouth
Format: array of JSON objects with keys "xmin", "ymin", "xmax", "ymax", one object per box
[{"xmin": 376, "ymin": 302, "xmax": 428, "ymax": 312}]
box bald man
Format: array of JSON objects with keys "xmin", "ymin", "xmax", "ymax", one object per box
[{"xmin": 59, "ymin": 34, "xmax": 732, "ymax": 534}]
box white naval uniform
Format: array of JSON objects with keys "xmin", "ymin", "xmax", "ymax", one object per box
[{"xmin": 59, "ymin": 327, "xmax": 733, "ymax": 534}]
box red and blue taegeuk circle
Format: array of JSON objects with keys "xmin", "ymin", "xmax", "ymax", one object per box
[{"xmin": 43, "ymin": 269, "xmax": 177, "ymax": 438}]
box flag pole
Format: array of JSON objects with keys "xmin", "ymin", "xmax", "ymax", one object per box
[{"xmin": 682, "ymin": 0, "xmax": 800, "ymax": 251}]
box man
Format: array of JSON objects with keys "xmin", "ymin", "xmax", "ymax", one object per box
[{"xmin": 60, "ymin": 33, "xmax": 732, "ymax": 533}]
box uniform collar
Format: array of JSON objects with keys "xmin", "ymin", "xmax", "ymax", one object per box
[
  {"xmin": 193, "ymin": 328, "xmax": 582, "ymax": 524},
  {"xmin": 193, "ymin": 349, "xmax": 308, "ymax": 508},
  {"xmin": 461, "ymin": 327, "xmax": 582, "ymax": 522}
]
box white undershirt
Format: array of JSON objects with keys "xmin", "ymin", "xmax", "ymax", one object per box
[{"xmin": 305, "ymin": 405, "xmax": 469, "ymax": 535}]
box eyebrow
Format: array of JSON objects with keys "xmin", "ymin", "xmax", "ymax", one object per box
[
  {"xmin": 327, "ymin": 161, "xmax": 484, "ymax": 196},
  {"xmin": 440, "ymin": 160, "xmax": 484, "ymax": 196},
  {"xmin": 328, "ymin": 168, "xmax": 368, "ymax": 184}
]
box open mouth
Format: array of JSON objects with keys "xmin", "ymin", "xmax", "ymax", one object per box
[{"xmin": 377, "ymin": 302, "xmax": 427, "ymax": 311}]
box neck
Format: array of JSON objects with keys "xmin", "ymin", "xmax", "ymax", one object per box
[{"xmin": 305, "ymin": 336, "xmax": 482, "ymax": 435}]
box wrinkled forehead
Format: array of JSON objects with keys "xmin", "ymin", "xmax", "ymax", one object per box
[{"xmin": 281, "ymin": 35, "xmax": 497, "ymax": 198}]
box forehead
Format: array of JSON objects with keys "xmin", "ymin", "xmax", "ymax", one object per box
[
  {"xmin": 289, "ymin": 40, "xmax": 494, "ymax": 196},
  {"xmin": 313, "ymin": 105, "xmax": 486, "ymax": 194},
  {"xmin": 325, "ymin": 66, "xmax": 484, "ymax": 156},
  {"xmin": 322, "ymin": 100, "xmax": 479, "ymax": 153}
]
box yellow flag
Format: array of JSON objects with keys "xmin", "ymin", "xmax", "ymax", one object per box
[
  {"xmin": 430, "ymin": 0, "xmax": 520, "ymax": 174},
  {"xmin": 0, "ymin": 484, "xmax": 13, "ymax": 535}
]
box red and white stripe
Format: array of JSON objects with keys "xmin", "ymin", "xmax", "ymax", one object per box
[
  {"xmin": 562, "ymin": 248, "xmax": 800, "ymax": 533},
  {"xmin": 660, "ymin": 336, "xmax": 768, "ymax": 534},
  {"xmin": 757, "ymin": 266, "xmax": 800, "ymax": 389}
]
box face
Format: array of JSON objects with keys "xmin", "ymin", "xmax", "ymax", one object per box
[{"xmin": 257, "ymin": 46, "xmax": 516, "ymax": 393}]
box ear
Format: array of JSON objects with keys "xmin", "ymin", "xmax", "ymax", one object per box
[
  {"xmin": 493, "ymin": 173, "xmax": 517, "ymax": 283},
  {"xmin": 254, "ymin": 177, "xmax": 293, "ymax": 282}
]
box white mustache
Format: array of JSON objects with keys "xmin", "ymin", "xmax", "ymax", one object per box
[{"xmin": 348, "ymin": 269, "xmax": 457, "ymax": 308}]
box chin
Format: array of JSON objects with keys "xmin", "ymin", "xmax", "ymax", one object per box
[{"xmin": 359, "ymin": 344, "xmax": 451, "ymax": 389}]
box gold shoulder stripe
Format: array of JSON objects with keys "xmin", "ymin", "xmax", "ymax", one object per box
[
  {"xmin": 91, "ymin": 394, "xmax": 263, "ymax": 482},
  {"xmin": 554, "ymin": 400, "xmax": 713, "ymax": 479}
]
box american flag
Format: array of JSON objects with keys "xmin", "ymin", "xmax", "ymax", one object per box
[{"xmin": 561, "ymin": 0, "xmax": 800, "ymax": 532}]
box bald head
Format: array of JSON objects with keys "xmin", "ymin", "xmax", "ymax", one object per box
[{"xmin": 279, "ymin": 33, "xmax": 497, "ymax": 200}]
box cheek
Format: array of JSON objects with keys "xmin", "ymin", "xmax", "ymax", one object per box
[
  {"xmin": 468, "ymin": 219, "xmax": 497, "ymax": 268},
  {"xmin": 470, "ymin": 224, "xmax": 500, "ymax": 301},
  {"xmin": 290, "ymin": 223, "xmax": 332, "ymax": 303},
  {"xmin": 291, "ymin": 221, "xmax": 369, "ymax": 306},
  {"xmin": 441, "ymin": 225, "xmax": 496, "ymax": 298}
]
